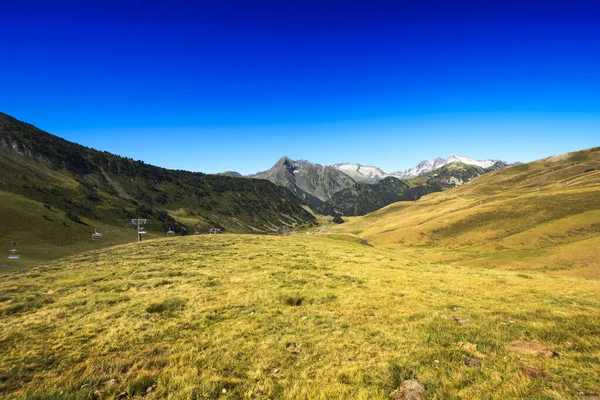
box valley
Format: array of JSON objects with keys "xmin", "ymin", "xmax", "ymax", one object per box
[
  {"xmin": 0, "ymin": 112, "xmax": 510, "ymax": 266},
  {"xmin": 330, "ymin": 147, "xmax": 600, "ymax": 279},
  {"xmin": 0, "ymin": 114, "xmax": 598, "ymax": 399}
]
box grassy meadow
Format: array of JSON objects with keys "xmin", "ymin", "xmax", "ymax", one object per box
[
  {"xmin": 331, "ymin": 148, "xmax": 600, "ymax": 278},
  {"xmin": 1, "ymin": 234, "xmax": 599, "ymax": 399}
]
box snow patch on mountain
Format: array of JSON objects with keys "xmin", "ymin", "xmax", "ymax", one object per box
[
  {"xmin": 333, "ymin": 162, "xmax": 390, "ymax": 184},
  {"xmin": 446, "ymin": 155, "xmax": 498, "ymax": 169},
  {"xmin": 393, "ymin": 157, "xmax": 446, "ymax": 179}
]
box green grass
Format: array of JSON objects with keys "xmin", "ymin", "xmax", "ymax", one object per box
[
  {"xmin": 0, "ymin": 112, "xmax": 317, "ymax": 270},
  {"xmin": 0, "ymin": 190, "xmax": 153, "ymax": 271},
  {"xmin": 146, "ymin": 297, "xmax": 187, "ymax": 315},
  {"xmin": 1, "ymin": 234, "xmax": 598, "ymax": 399}
]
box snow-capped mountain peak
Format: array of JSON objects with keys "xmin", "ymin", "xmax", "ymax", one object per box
[
  {"xmin": 333, "ymin": 162, "xmax": 390, "ymax": 184},
  {"xmin": 397, "ymin": 157, "xmax": 446, "ymax": 178},
  {"xmin": 391, "ymin": 155, "xmax": 502, "ymax": 179},
  {"xmin": 446, "ymin": 155, "xmax": 498, "ymax": 169}
]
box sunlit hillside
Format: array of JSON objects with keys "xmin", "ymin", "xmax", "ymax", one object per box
[
  {"xmin": 0, "ymin": 112, "xmax": 316, "ymax": 268},
  {"xmin": 331, "ymin": 147, "xmax": 600, "ymax": 278},
  {"xmin": 1, "ymin": 234, "xmax": 599, "ymax": 399}
]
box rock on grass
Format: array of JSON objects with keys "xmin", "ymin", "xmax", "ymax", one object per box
[
  {"xmin": 390, "ymin": 379, "xmax": 426, "ymax": 400},
  {"xmin": 523, "ymin": 365, "xmax": 552, "ymax": 379},
  {"xmin": 464, "ymin": 357, "xmax": 481, "ymax": 367}
]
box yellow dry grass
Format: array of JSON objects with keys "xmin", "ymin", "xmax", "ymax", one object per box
[
  {"xmin": 332, "ymin": 147, "xmax": 600, "ymax": 278},
  {"xmin": 1, "ymin": 234, "xmax": 599, "ymax": 399}
]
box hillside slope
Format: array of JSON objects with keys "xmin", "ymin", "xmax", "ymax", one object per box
[
  {"xmin": 332, "ymin": 147, "xmax": 600, "ymax": 277},
  {"xmin": 0, "ymin": 113, "xmax": 315, "ymax": 264},
  {"xmin": 320, "ymin": 177, "xmax": 413, "ymax": 216},
  {"xmin": 1, "ymin": 234, "xmax": 598, "ymax": 398}
]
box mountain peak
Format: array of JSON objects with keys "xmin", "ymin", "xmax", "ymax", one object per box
[
  {"xmin": 445, "ymin": 155, "xmax": 498, "ymax": 169},
  {"xmin": 249, "ymin": 156, "xmax": 356, "ymax": 205},
  {"xmin": 275, "ymin": 157, "xmax": 320, "ymax": 168},
  {"xmin": 277, "ymin": 156, "xmax": 292, "ymax": 164},
  {"xmin": 333, "ymin": 162, "xmax": 389, "ymax": 184}
]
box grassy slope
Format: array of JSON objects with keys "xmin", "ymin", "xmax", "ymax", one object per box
[
  {"xmin": 0, "ymin": 190, "xmax": 159, "ymax": 271},
  {"xmin": 1, "ymin": 234, "xmax": 598, "ymax": 399},
  {"xmin": 0, "ymin": 112, "xmax": 316, "ymax": 266},
  {"xmin": 331, "ymin": 147, "xmax": 600, "ymax": 278}
]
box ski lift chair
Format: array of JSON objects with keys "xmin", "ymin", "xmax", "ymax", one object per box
[
  {"xmin": 167, "ymin": 227, "xmax": 175, "ymax": 236},
  {"xmin": 7, "ymin": 242, "xmax": 21, "ymax": 259},
  {"xmin": 92, "ymin": 229, "xmax": 103, "ymax": 240}
]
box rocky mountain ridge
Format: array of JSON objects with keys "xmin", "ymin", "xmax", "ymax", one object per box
[
  {"xmin": 248, "ymin": 157, "xmax": 356, "ymax": 207},
  {"xmin": 247, "ymin": 155, "xmax": 512, "ymax": 215}
]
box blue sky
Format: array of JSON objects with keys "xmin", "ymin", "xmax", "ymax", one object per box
[{"xmin": 1, "ymin": 0, "xmax": 598, "ymax": 174}]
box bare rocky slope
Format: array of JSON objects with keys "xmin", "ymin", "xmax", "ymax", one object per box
[{"xmin": 248, "ymin": 157, "xmax": 356, "ymax": 207}]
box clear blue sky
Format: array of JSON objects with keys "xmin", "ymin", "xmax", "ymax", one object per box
[{"xmin": 1, "ymin": 0, "xmax": 598, "ymax": 174}]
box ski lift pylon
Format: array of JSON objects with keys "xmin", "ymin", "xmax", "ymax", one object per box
[{"xmin": 131, "ymin": 218, "xmax": 148, "ymax": 241}]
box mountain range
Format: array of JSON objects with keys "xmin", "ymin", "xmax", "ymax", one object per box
[
  {"xmin": 332, "ymin": 146, "xmax": 600, "ymax": 277},
  {"xmin": 245, "ymin": 155, "xmax": 512, "ymax": 215},
  {"xmin": 322, "ymin": 162, "xmax": 495, "ymax": 216},
  {"xmin": 334, "ymin": 155, "xmax": 504, "ymax": 183}
]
